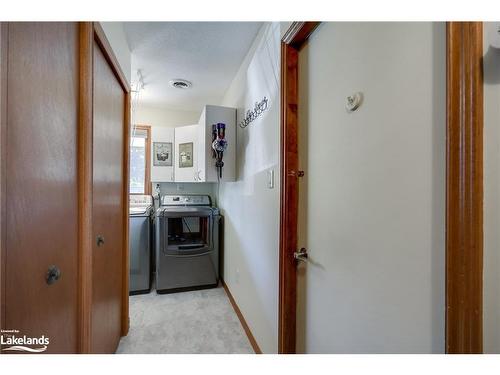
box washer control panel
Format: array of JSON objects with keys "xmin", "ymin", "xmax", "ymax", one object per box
[
  {"xmin": 161, "ymin": 195, "xmax": 211, "ymax": 206},
  {"xmin": 129, "ymin": 194, "xmax": 153, "ymax": 207}
]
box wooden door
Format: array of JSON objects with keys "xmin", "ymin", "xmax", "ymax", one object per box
[
  {"xmin": 4, "ymin": 22, "xmax": 79, "ymax": 353},
  {"xmin": 91, "ymin": 40, "xmax": 126, "ymax": 353}
]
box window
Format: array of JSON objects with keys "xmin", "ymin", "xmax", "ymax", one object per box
[{"xmin": 130, "ymin": 125, "xmax": 151, "ymax": 194}]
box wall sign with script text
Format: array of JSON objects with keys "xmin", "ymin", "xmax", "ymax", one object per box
[{"xmin": 239, "ymin": 97, "xmax": 269, "ymax": 128}]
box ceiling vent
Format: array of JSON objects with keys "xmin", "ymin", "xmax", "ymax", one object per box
[{"xmin": 169, "ymin": 79, "xmax": 192, "ymax": 89}]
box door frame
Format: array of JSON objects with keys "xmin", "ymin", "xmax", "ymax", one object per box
[
  {"xmin": 278, "ymin": 21, "xmax": 320, "ymax": 354},
  {"xmin": 78, "ymin": 21, "xmax": 94, "ymax": 354},
  {"xmin": 278, "ymin": 21, "xmax": 484, "ymax": 354},
  {"xmin": 445, "ymin": 22, "xmax": 484, "ymax": 354},
  {"xmin": 0, "ymin": 22, "xmax": 7, "ymax": 337},
  {"xmin": 130, "ymin": 124, "xmax": 152, "ymax": 195}
]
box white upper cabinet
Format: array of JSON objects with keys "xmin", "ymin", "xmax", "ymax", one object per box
[
  {"xmin": 150, "ymin": 126, "xmax": 175, "ymax": 182},
  {"xmin": 174, "ymin": 124, "xmax": 199, "ymax": 182},
  {"xmin": 196, "ymin": 105, "xmax": 236, "ymax": 182},
  {"xmin": 164, "ymin": 105, "xmax": 236, "ymax": 183}
]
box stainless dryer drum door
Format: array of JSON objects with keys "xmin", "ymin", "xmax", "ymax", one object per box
[{"xmin": 158, "ymin": 212, "xmax": 213, "ymax": 256}]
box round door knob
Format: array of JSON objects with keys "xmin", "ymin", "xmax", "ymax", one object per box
[{"xmin": 46, "ymin": 265, "xmax": 61, "ymax": 285}]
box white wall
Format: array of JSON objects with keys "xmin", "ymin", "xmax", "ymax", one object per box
[
  {"xmin": 100, "ymin": 22, "xmax": 132, "ymax": 84},
  {"xmin": 218, "ymin": 23, "xmax": 280, "ymax": 353},
  {"xmin": 280, "ymin": 22, "xmax": 293, "ymax": 39},
  {"xmin": 483, "ymin": 22, "xmax": 500, "ymax": 354},
  {"xmin": 296, "ymin": 22, "xmax": 446, "ymax": 353}
]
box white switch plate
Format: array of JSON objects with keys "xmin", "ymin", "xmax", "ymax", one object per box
[{"xmin": 268, "ymin": 169, "xmax": 274, "ymax": 189}]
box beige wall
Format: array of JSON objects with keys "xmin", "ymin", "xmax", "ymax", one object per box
[
  {"xmin": 218, "ymin": 22, "xmax": 280, "ymax": 353},
  {"xmin": 296, "ymin": 22, "xmax": 446, "ymax": 353},
  {"xmin": 483, "ymin": 22, "xmax": 500, "ymax": 354},
  {"xmin": 134, "ymin": 104, "xmax": 199, "ymax": 128}
]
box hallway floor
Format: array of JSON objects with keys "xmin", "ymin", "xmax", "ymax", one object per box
[{"xmin": 116, "ymin": 286, "xmax": 254, "ymax": 354}]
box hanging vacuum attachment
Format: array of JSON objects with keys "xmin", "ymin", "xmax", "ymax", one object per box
[{"xmin": 212, "ymin": 123, "xmax": 228, "ymax": 179}]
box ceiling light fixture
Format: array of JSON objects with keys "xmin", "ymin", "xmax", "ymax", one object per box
[{"xmin": 169, "ymin": 79, "xmax": 192, "ymax": 89}]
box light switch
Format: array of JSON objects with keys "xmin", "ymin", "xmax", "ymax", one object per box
[{"xmin": 268, "ymin": 169, "xmax": 274, "ymax": 189}]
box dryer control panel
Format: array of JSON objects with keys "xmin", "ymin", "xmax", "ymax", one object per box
[{"xmin": 161, "ymin": 195, "xmax": 211, "ymax": 207}]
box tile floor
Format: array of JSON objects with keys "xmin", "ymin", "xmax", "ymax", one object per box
[{"xmin": 116, "ymin": 286, "xmax": 254, "ymax": 354}]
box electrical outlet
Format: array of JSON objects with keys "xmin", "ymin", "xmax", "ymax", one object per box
[{"xmin": 177, "ymin": 184, "xmax": 184, "ymax": 191}]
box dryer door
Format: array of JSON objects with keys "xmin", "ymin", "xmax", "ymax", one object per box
[{"xmin": 158, "ymin": 212, "xmax": 214, "ymax": 257}]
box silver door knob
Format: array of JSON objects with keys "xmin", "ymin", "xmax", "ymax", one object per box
[{"xmin": 294, "ymin": 248, "xmax": 308, "ymax": 262}]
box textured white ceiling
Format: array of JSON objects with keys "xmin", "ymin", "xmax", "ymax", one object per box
[{"xmin": 124, "ymin": 22, "xmax": 263, "ymax": 112}]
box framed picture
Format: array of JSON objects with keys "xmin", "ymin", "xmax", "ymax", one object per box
[
  {"xmin": 179, "ymin": 142, "xmax": 193, "ymax": 168},
  {"xmin": 153, "ymin": 142, "xmax": 172, "ymax": 166}
]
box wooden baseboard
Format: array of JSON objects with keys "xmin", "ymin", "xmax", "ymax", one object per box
[{"xmin": 222, "ymin": 280, "xmax": 262, "ymax": 354}]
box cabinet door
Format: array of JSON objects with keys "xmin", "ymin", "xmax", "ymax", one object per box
[
  {"xmin": 5, "ymin": 22, "xmax": 79, "ymax": 353},
  {"xmin": 201, "ymin": 105, "xmax": 236, "ymax": 182},
  {"xmin": 151, "ymin": 126, "xmax": 175, "ymax": 182},
  {"xmin": 197, "ymin": 108, "xmax": 207, "ymax": 182},
  {"xmin": 174, "ymin": 125, "xmax": 198, "ymax": 182},
  {"xmin": 91, "ymin": 41, "xmax": 125, "ymax": 353}
]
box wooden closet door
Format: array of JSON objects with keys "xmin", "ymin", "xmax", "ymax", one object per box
[
  {"xmin": 5, "ymin": 22, "xmax": 79, "ymax": 353},
  {"xmin": 91, "ymin": 41, "xmax": 125, "ymax": 353}
]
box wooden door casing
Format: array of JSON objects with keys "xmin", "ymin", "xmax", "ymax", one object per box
[
  {"xmin": 0, "ymin": 22, "xmax": 7, "ymax": 336},
  {"xmin": 445, "ymin": 22, "xmax": 484, "ymax": 354},
  {"xmin": 279, "ymin": 22, "xmax": 320, "ymax": 354},
  {"xmin": 77, "ymin": 21, "xmax": 94, "ymax": 354},
  {"xmin": 4, "ymin": 22, "xmax": 80, "ymax": 353},
  {"xmin": 91, "ymin": 40, "xmax": 126, "ymax": 354}
]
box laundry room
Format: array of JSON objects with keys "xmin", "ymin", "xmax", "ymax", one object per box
[
  {"xmin": 4, "ymin": 9, "xmax": 500, "ymax": 366},
  {"xmin": 120, "ymin": 22, "xmax": 281, "ymax": 354}
]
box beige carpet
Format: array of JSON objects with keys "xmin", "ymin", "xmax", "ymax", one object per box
[{"xmin": 116, "ymin": 286, "xmax": 254, "ymax": 354}]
